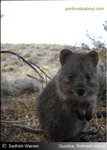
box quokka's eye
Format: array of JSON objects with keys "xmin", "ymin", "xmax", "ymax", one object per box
[
  {"xmin": 68, "ymin": 73, "xmax": 75, "ymax": 80},
  {"xmin": 86, "ymin": 73, "xmax": 92, "ymax": 80}
]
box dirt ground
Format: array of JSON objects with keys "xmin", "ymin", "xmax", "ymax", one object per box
[
  {"xmin": 1, "ymin": 43, "xmax": 107, "ymax": 142},
  {"xmin": 1, "ymin": 93, "xmax": 106, "ymax": 142}
]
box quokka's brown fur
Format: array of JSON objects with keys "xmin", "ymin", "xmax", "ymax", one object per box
[{"xmin": 36, "ymin": 49, "xmax": 99, "ymax": 142}]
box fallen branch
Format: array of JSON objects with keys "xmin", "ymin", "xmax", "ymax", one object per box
[
  {"xmin": 1, "ymin": 116, "xmax": 35, "ymax": 124},
  {"xmin": 11, "ymin": 124, "xmax": 43, "ymax": 134},
  {"xmin": 1, "ymin": 132, "xmax": 9, "ymax": 138},
  {"xmin": 1, "ymin": 120, "xmax": 28, "ymax": 124}
]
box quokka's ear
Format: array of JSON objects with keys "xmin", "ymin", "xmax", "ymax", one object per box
[
  {"xmin": 87, "ymin": 51, "xmax": 99, "ymax": 66},
  {"xmin": 60, "ymin": 49, "xmax": 74, "ymax": 65}
]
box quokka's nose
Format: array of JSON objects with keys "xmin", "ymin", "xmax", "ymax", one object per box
[{"xmin": 76, "ymin": 88, "xmax": 86, "ymax": 96}]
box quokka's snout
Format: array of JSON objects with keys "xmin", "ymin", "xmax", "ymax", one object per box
[{"xmin": 76, "ymin": 86, "xmax": 86, "ymax": 96}]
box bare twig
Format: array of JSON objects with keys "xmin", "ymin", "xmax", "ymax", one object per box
[
  {"xmin": 27, "ymin": 74, "xmax": 39, "ymax": 80},
  {"xmin": 28, "ymin": 61, "xmax": 51, "ymax": 80},
  {"xmin": 1, "ymin": 132, "xmax": 9, "ymax": 138},
  {"xmin": 1, "ymin": 120, "xmax": 29, "ymax": 124},
  {"xmin": 11, "ymin": 124, "xmax": 43, "ymax": 134},
  {"xmin": 0, "ymin": 51, "xmax": 43, "ymax": 79},
  {"xmin": 1, "ymin": 116, "xmax": 35, "ymax": 124}
]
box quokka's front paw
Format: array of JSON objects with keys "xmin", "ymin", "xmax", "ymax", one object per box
[
  {"xmin": 74, "ymin": 108, "xmax": 85, "ymax": 120},
  {"xmin": 77, "ymin": 113, "xmax": 85, "ymax": 120},
  {"xmin": 84, "ymin": 111, "xmax": 93, "ymax": 121}
]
